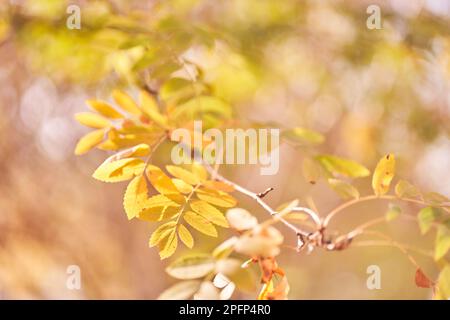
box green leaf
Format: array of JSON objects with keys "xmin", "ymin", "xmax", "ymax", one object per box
[
  {"xmin": 316, "ymin": 155, "xmax": 370, "ymax": 178},
  {"xmin": 436, "ymin": 265, "xmax": 450, "ymax": 299},
  {"xmin": 165, "ymin": 254, "xmax": 216, "ymax": 280},
  {"xmin": 418, "ymin": 207, "xmax": 441, "ymax": 235},
  {"xmin": 435, "ymin": 226, "xmax": 450, "ymax": 261},
  {"xmin": 386, "ymin": 204, "xmax": 401, "ymax": 222},
  {"xmin": 395, "ymin": 180, "xmax": 420, "ymax": 198}
]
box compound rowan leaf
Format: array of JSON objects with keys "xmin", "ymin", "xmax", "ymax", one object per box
[
  {"xmin": 112, "ymin": 89, "xmax": 142, "ymax": 116},
  {"xmin": 149, "ymin": 221, "xmax": 177, "ymax": 247},
  {"xmin": 74, "ymin": 129, "xmax": 105, "ymax": 155},
  {"xmin": 166, "ymin": 165, "xmax": 200, "ymax": 185},
  {"xmin": 372, "ymin": 154, "xmax": 395, "ymax": 196},
  {"xmin": 328, "ymin": 178, "xmax": 360, "ymax": 200},
  {"xmin": 395, "ymin": 179, "xmax": 420, "ymax": 198},
  {"xmin": 93, "ymin": 158, "xmax": 145, "ymax": 182},
  {"xmin": 86, "ymin": 100, "xmax": 124, "ymax": 119},
  {"xmin": 418, "ymin": 207, "xmax": 441, "ymax": 235},
  {"xmin": 157, "ymin": 280, "xmax": 201, "ymax": 300},
  {"xmin": 190, "ymin": 200, "xmax": 229, "ymax": 227},
  {"xmin": 183, "ymin": 211, "xmax": 218, "ymax": 237},
  {"xmin": 435, "ymin": 226, "xmax": 450, "ymax": 261},
  {"xmin": 178, "ymin": 224, "xmax": 194, "ymax": 249},
  {"xmin": 316, "ymin": 155, "xmax": 370, "ymax": 178},
  {"xmin": 75, "ymin": 112, "xmax": 111, "ymax": 129},
  {"xmin": 165, "ymin": 254, "xmax": 215, "ymax": 279},
  {"xmin": 123, "ymin": 174, "xmax": 148, "ymax": 220}
]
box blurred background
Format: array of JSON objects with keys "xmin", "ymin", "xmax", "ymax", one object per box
[{"xmin": 0, "ymin": 0, "xmax": 449, "ymax": 299}]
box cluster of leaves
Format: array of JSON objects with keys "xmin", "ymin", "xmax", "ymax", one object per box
[
  {"xmin": 159, "ymin": 208, "xmax": 289, "ymax": 300},
  {"xmin": 74, "ymin": 84, "xmax": 240, "ymax": 259}
]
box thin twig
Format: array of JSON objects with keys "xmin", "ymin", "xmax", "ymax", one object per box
[
  {"xmin": 323, "ymin": 194, "xmax": 449, "ymax": 227},
  {"xmin": 201, "ymin": 161, "xmax": 311, "ymax": 238}
]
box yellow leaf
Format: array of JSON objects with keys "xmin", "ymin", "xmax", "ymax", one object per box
[
  {"xmin": 93, "ymin": 158, "xmax": 144, "ymax": 182},
  {"xmin": 138, "ymin": 206, "xmax": 180, "ymax": 222},
  {"xmin": 139, "ymin": 90, "xmax": 168, "ymax": 127},
  {"xmin": 372, "ymin": 154, "xmax": 395, "ymax": 196},
  {"xmin": 172, "ymin": 179, "xmax": 194, "ymax": 194},
  {"xmin": 149, "ymin": 221, "xmax": 177, "ymax": 247},
  {"xmin": 166, "ymin": 165, "xmax": 200, "ymax": 185},
  {"xmin": 75, "ymin": 112, "xmax": 111, "ymax": 129},
  {"xmin": 158, "ymin": 228, "xmax": 178, "ymax": 259},
  {"xmin": 196, "ymin": 188, "xmax": 237, "ymax": 208},
  {"xmin": 183, "ymin": 211, "xmax": 218, "ymax": 237},
  {"xmin": 74, "ymin": 129, "xmax": 105, "ymax": 155},
  {"xmin": 112, "ymin": 89, "xmax": 142, "ymax": 116},
  {"xmin": 203, "ymin": 180, "xmax": 235, "ymax": 193},
  {"xmin": 86, "ymin": 99, "xmax": 124, "ymax": 119},
  {"xmin": 142, "ymin": 194, "xmax": 181, "ymax": 209},
  {"xmin": 106, "ymin": 144, "xmax": 151, "ymax": 163},
  {"xmin": 436, "ymin": 265, "xmax": 450, "ymax": 299},
  {"xmin": 190, "ymin": 200, "xmax": 229, "ymax": 227},
  {"xmin": 191, "ymin": 163, "xmax": 208, "ymax": 181},
  {"xmin": 146, "ymin": 165, "xmax": 181, "ymax": 195},
  {"xmin": 258, "ymin": 280, "xmax": 274, "ymax": 300},
  {"xmin": 178, "ymin": 224, "xmax": 194, "ymax": 248},
  {"xmin": 123, "ymin": 174, "xmax": 148, "ymax": 220}
]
